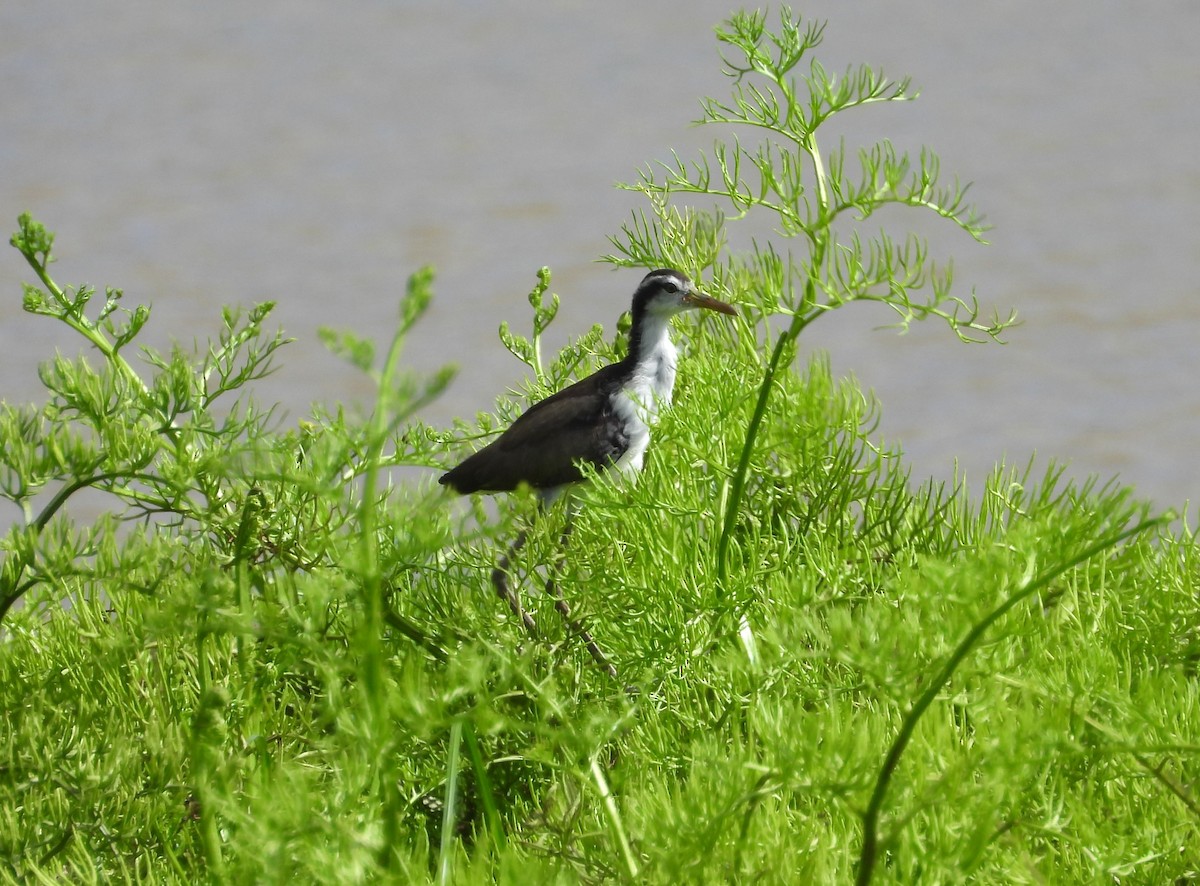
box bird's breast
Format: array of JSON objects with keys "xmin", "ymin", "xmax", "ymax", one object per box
[
  {"xmin": 610, "ymin": 341, "xmax": 678, "ymax": 476},
  {"xmin": 645, "ymin": 339, "xmax": 678, "ymax": 406},
  {"xmin": 610, "ymin": 390, "xmax": 652, "ymax": 475}
]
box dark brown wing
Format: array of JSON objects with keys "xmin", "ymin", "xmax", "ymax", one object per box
[{"xmin": 440, "ymin": 367, "xmax": 629, "ymax": 494}]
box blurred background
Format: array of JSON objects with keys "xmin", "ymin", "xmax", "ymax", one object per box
[{"xmin": 2, "ymin": 1, "xmax": 1197, "ymax": 509}]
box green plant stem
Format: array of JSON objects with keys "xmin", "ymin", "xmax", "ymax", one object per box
[
  {"xmin": 716, "ymin": 325, "xmax": 791, "ymax": 586},
  {"xmin": 438, "ymin": 721, "xmax": 464, "ymax": 885},
  {"xmin": 802, "ymin": 130, "xmax": 830, "ymax": 218},
  {"xmin": 716, "ymin": 298, "xmax": 816, "ymax": 587},
  {"xmin": 29, "ymin": 260, "xmax": 137, "ymax": 388},
  {"xmin": 462, "ymin": 722, "xmax": 507, "ymax": 852},
  {"xmin": 854, "ymin": 513, "xmax": 1169, "ymax": 886},
  {"xmin": 592, "ymin": 756, "xmax": 639, "ymax": 880},
  {"xmin": 358, "ymin": 317, "xmax": 409, "ymax": 723}
]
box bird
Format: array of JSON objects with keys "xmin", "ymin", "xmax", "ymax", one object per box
[
  {"xmin": 439, "ymin": 268, "xmax": 736, "ymax": 680},
  {"xmin": 439, "ymin": 268, "xmax": 737, "ymax": 501}
]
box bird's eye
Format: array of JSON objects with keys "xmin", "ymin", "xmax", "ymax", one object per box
[{"xmin": 662, "ymin": 281, "xmax": 679, "ymax": 294}]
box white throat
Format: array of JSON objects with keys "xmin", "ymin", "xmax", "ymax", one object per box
[
  {"xmin": 611, "ymin": 311, "xmax": 678, "ymax": 477},
  {"xmin": 628, "ymin": 311, "xmax": 678, "ymax": 408}
]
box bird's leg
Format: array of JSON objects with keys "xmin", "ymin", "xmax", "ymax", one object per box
[
  {"xmin": 492, "ymin": 529, "xmax": 537, "ymax": 636},
  {"xmin": 544, "ymin": 520, "xmax": 618, "ymax": 680}
]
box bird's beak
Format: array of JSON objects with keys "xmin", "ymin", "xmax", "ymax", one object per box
[{"xmin": 684, "ymin": 291, "xmax": 738, "ymax": 316}]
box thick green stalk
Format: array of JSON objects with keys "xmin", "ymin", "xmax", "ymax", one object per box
[
  {"xmin": 716, "ymin": 316, "xmax": 800, "ymax": 585},
  {"xmin": 716, "ymin": 272, "xmax": 820, "ymax": 587}
]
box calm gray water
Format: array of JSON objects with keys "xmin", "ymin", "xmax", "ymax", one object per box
[{"xmin": 2, "ymin": 1, "xmax": 1198, "ymax": 510}]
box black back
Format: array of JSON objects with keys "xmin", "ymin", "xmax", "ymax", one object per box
[{"xmin": 438, "ymin": 364, "xmax": 631, "ymax": 493}]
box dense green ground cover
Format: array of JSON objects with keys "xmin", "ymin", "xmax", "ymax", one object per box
[{"xmin": 3, "ymin": 10, "xmax": 1197, "ymax": 884}]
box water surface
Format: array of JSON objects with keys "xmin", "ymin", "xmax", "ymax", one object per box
[{"xmin": 2, "ymin": 1, "xmax": 1197, "ymax": 509}]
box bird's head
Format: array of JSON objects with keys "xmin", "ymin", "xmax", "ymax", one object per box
[{"xmin": 633, "ymin": 269, "xmax": 738, "ymax": 318}]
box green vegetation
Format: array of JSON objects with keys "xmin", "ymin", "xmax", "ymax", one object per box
[{"xmin": 3, "ymin": 9, "xmax": 1197, "ymax": 884}]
